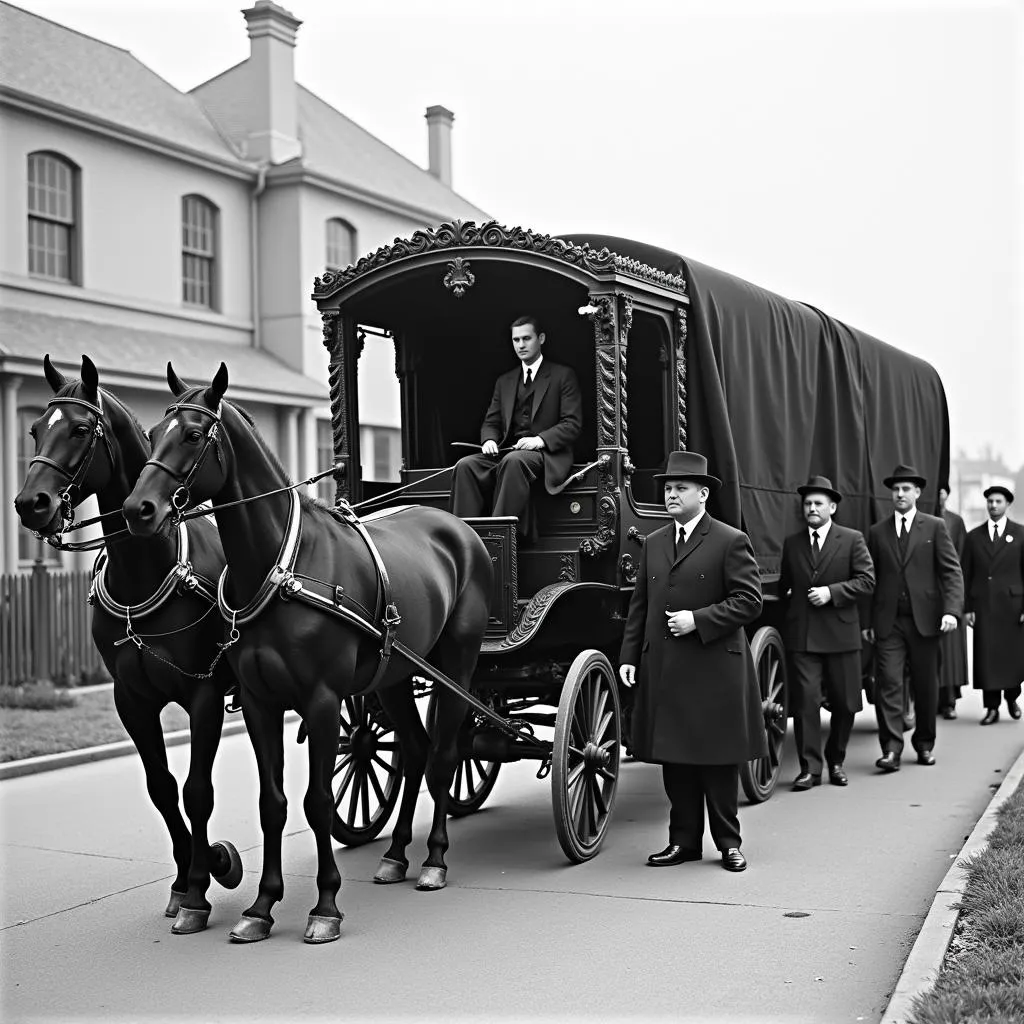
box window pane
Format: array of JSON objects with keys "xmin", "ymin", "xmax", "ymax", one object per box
[{"xmin": 326, "ymin": 219, "xmax": 354, "ymax": 270}]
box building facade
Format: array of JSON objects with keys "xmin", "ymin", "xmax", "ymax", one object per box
[{"xmin": 0, "ymin": 0, "xmax": 487, "ymax": 572}]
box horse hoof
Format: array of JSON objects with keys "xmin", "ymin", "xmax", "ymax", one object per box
[
  {"xmin": 210, "ymin": 840, "xmax": 244, "ymax": 890},
  {"xmin": 303, "ymin": 913, "xmax": 344, "ymax": 944},
  {"xmin": 416, "ymin": 866, "xmax": 447, "ymax": 891},
  {"xmin": 229, "ymin": 914, "xmax": 273, "ymax": 943},
  {"xmin": 171, "ymin": 906, "xmax": 211, "ymax": 934},
  {"xmin": 373, "ymin": 857, "xmax": 409, "ymax": 884},
  {"xmin": 164, "ymin": 889, "xmax": 187, "ymax": 918}
]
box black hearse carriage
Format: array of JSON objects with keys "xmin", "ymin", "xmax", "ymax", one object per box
[{"xmin": 312, "ymin": 220, "xmax": 950, "ymax": 863}]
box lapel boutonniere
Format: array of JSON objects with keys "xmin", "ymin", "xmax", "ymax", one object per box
[{"xmin": 1007, "ymin": 535, "xmax": 1014, "ymax": 543}]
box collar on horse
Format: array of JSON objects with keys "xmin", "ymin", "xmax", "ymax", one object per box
[
  {"xmin": 90, "ymin": 520, "xmax": 218, "ymax": 621},
  {"xmin": 30, "ymin": 395, "xmax": 116, "ymax": 536}
]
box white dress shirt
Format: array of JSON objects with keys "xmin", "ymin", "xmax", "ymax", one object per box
[
  {"xmin": 522, "ymin": 355, "xmax": 543, "ymax": 384},
  {"xmin": 809, "ymin": 519, "xmax": 832, "ymax": 548},
  {"xmin": 675, "ymin": 511, "xmax": 705, "ymax": 546},
  {"xmin": 990, "ymin": 518, "xmax": 1006, "ymax": 542},
  {"xmin": 894, "ymin": 507, "xmax": 917, "ymax": 535}
]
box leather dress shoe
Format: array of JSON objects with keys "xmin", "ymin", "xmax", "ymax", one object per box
[
  {"xmin": 647, "ymin": 844, "xmax": 702, "ymax": 867},
  {"xmin": 875, "ymin": 752, "xmax": 901, "ymax": 773},
  {"xmin": 1008, "ymin": 701, "xmax": 1022, "ymax": 720},
  {"xmin": 791, "ymin": 772, "xmax": 822, "ymax": 791},
  {"xmin": 980, "ymin": 709, "xmax": 1000, "ymax": 726},
  {"xmin": 916, "ymin": 749, "xmax": 936, "ymax": 766},
  {"xmin": 941, "ymin": 706, "xmax": 958, "ymax": 720},
  {"xmin": 828, "ymin": 764, "xmax": 848, "ymax": 786},
  {"xmin": 721, "ymin": 848, "xmax": 747, "ymax": 872}
]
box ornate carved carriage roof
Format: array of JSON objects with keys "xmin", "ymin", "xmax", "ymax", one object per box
[{"xmin": 311, "ymin": 220, "xmax": 688, "ymax": 301}]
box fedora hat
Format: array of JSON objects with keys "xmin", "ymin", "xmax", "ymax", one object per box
[
  {"xmin": 883, "ymin": 463, "xmax": 927, "ymax": 489},
  {"xmin": 797, "ymin": 475, "xmax": 842, "ymax": 504},
  {"xmin": 983, "ymin": 484, "xmax": 1014, "ymax": 504},
  {"xmin": 654, "ymin": 450, "xmax": 721, "ymax": 491}
]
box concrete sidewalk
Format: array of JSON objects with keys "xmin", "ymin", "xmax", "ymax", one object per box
[{"xmin": 1, "ymin": 688, "xmax": 1022, "ymax": 1024}]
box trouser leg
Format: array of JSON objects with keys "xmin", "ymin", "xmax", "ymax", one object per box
[
  {"xmin": 700, "ymin": 764, "xmax": 742, "ymax": 851},
  {"xmin": 450, "ymin": 454, "xmax": 496, "ymax": 518},
  {"xmin": 662, "ymin": 763, "xmax": 704, "ymax": 849},
  {"xmin": 791, "ymin": 652, "xmax": 825, "ymax": 776},
  {"xmin": 493, "ymin": 450, "xmax": 544, "ymax": 535},
  {"xmin": 983, "ymin": 689, "xmax": 1002, "ymax": 710},
  {"xmin": 822, "ymin": 651, "xmax": 859, "ymax": 767},
  {"xmin": 875, "ymin": 622, "xmax": 910, "ymax": 756},
  {"xmin": 907, "ymin": 630, "xmax": 940, "ymax": 753}
]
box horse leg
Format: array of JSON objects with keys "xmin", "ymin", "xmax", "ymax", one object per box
[
  {"xmin": 113, "ymin": 685, "xmax": 191, "ymax": 917},
  {"xmin": 170, "ymin": 682, "xmax": 226, "ymax": 935},
  {"xmin": 229, "ymin": 698, "xmax": 286, "ymax": 943},
  {"xmin": 299, "ymin": 684, "xmax": 345, "ymax": 943},
  {"xmin": 374, "ymin": 682, "xmax": 429, "ymax": 884}
]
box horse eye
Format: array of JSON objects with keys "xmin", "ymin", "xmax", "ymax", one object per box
[
  {"xmin": 186, "ymin": 429, "xmax": 204, "ymax": 443},
  {"xmin": 72, "ymin": 424, "xmax": 91, "ymax": 437}
]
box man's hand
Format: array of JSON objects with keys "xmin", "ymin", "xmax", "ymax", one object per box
[
  {"xmin": 666, "ymin": 609, "xmax": 696, "ymax": 637},
  {"xmin": 481, "ymin": 440, "xmax": 499, "ymax": 456},
  {"xmin": 619, "ymin": 664, "xmax": 636, "ymax": 687},
  {"xmin": 807, "ymin": 586, "xmax": 832, "ymax": 607},
  {"xmin": 514, "ymin": 436, "xmax": 545, "ymax": 451},
  {"xmin": 965, "ymin": 611, "xmax": 976, "ymax": 628},
  {"xmin": 940, "ymin": 614, "xmax": 958, "ymax": 633},
  {"xmin": 862, "ymin": 628, "xmax": 875, "ymax": 643}
]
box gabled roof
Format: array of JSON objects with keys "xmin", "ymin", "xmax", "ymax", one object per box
[
  {"xmin": 192, "ymin": 61, "xmax": 487, "ymax": 221},
  {"xmin": 0, "ymin": 307, "xmax": 328, "ymax": 404},
  {"xmin": 0, "ymin": 1, "xmax": 246, "ymax": 166}
]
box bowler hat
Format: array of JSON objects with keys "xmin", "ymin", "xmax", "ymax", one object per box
[
  {"xmin": 654, "ymin": 450, "xmax": 722, "ymax": 491},
  {"xmin": 983, "ymin": 485, "xmax": 1015, "ymax": 504},
  {"xmin": 797, "ymin": 475, "xmax": 842, "ymax": 504},
  {"xmin": 883, "ymin": 463, "xmax": 927, "ymax": 489}
]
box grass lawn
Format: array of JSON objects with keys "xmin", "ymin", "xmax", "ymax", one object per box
[
  {"xmin": 0, "ymin": 687, "xmax": 199, "ymax": 762},
  {"xmin": 909, "ymin": 777, "xmax": 1024, "ymax": 1023}
]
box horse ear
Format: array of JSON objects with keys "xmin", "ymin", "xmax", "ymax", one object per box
[
  {"xmin": 43, "ymin": 354, "xmax": 68, "ymax": 393},
  {"xmin": 80, "ymin": 354, "xmax": 99, "ymax": 397},
  {"xmin": 167, "ymin": 362, "xmax": 189, "ymax": 396},
  {"xmin": 208, "ymin": 362, "xmax": 229, "ymax": 406}
]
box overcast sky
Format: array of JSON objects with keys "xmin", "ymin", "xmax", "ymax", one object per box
[{"xmin": 12, "ymin": 0, "xmax": 1024, "ymax": 470}]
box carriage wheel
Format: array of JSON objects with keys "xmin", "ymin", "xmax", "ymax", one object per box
[
  {"xmin": 425, "ymin": 695, "xmax": 501, "ymax": 817},
  {"xmin": 552, "ymin": 650, "xmax": 622, "ymax": 863},
  {"xmin": 740, "ymin": 626, "xmax": 789, "ymax": 804},
  {"xmin": 331, "ymin": 695, "xmax": 403, "ymax": 846}
]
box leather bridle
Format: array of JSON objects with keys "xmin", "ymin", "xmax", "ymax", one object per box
[{"xmin": 143, "ymin": 400, "xmax": 223, "ymax": 520}]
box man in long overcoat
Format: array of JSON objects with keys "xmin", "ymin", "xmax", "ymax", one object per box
[
  {"xmin": 937, "ymin": 485, "xmax": 969, "ymax": 718},
  {"xmin": 963, "ymin": 485, "xmax": 1024, "ymax": 724},
  {"xmin": 778, "ymin": 476, "xmax": 875, "ymax": 789},
  {"xmin": 619, "ymin": 450, "xmax": 767, "ymax": 872}
]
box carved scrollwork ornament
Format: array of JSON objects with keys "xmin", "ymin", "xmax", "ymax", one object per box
[
  {"xmin": 676, "ymin": 306, "xmax": 688, "ymax": 450},
  {"xmin": 443, "ymin": 256, "xmax": 475, "ymax": 298},
  {"xmin": 619, "ymin": 553, "xmax": 638, "ymax": 585},
  {"xmin": 320, "ymin": 310, "xmax": 340, "ymax": 352},
  {"xmin": 558, "ymin": 554, "xmax": 577, "ymax": 583},
  {"xmin": 580, "ymin": 493, "xmax": 619, "ymax": 558}
]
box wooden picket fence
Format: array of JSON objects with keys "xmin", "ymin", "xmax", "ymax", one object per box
[{"xmin": 0, "ymin": 568, "xmax": 105, "ymax": 686}]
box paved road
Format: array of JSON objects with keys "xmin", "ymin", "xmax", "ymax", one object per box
[{"xmin": 2, "ymin": 689, "xmax": 1022, "ymax": 1024}]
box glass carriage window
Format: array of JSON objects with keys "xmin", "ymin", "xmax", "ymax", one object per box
[
  {"xmin": 181, "ymin": 195, "xmax": 217, "ymax": 309},
  {"xmin": 325, "ymin": 219, "xmax": 356, "ymax": 271},
  {"xmin": 316, "ymin": 418, "xmax": 335, "ymax": 504},
  {"xmin": 17, "ymin": 407, "xmax": 60, "ymax": 564},
  {"xmin": 27, "ymin": 153, "xmax": 77, "ymax": 283}
]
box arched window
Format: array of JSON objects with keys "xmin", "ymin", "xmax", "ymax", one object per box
[
  {"xmin": 181, "ymin": 195, "xmax": 218, "ymax": 309},
  {"xmin": 16, "ymin": 407, "xmax": 60, "ymax": 564},
  {"xmin": 325, "ymin": 218, "xmax": 356, "ymax": 271},
  {"xmin": 27, "ymin": 152, "xmax": 78, "ymax": 283}
]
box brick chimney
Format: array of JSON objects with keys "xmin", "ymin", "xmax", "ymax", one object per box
[
  {"xmin": 242, "ymin": 1, "xmax": 302, "ymax": 164},
  {"xmin": 425, "ymin": 105, "xmax": 454, "ymax": 188}
]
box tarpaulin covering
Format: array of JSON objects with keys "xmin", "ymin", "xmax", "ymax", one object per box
[{"xmin": 564, "ymin": 235, "xmax": 950, "ymax": 575}]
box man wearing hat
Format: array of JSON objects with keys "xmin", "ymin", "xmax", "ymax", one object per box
[
  {"xmin": 778, "ymin": 476, "xmax": 875, "ymax": 789},
  {"xmin": 619, "ymin": 451, "xmax": 767, "ymax": 872},
  {"xmin": 864, "ymin": 464, "xmax": 963, "ymax": 771},
  {"xmin": 962, "ymin": 485, "xmax": 1024, "ymax": 724}
]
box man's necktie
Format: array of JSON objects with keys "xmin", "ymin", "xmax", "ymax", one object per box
[
  {"xmin": 525, "ymin": 368, "xmax": 533, "ymax": 388},
  {"xmin": 810, "ymin": 530, "xmax": 820, "ymax": 565},
  {"xmin": 898, "ymin": 516, "xmax": 909, "ymax": 556},
  {"xmin": 674, "ymin": 528, "xmax": 680, "ymax": 558},
  {"xmin": 992, "ymin": 525, "xmax": 1000, "ymax": 546}
]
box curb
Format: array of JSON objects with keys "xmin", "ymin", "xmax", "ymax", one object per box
[
  {"xmin": 880, "ymin": 743, "xmax": 1024, "ymax": 1024},
  {"xmin": 0, "ymin": 711, "xmax": 301, "ymax": 782}
]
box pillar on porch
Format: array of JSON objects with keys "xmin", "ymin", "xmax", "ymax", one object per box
[{"xmin": 1, "ymin": 376, "xmax": 22, "ymax": 574}]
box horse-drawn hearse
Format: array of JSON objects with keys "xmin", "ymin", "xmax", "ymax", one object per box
[
  {"xmin": 310, "ymin": 220, "xmax": 951, "ymax": 861},
  {"xmin": 16, "ymin": 219, "xmax": 948, "ymax": 945}
]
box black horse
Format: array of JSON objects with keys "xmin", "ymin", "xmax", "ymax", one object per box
[
  {"xmin": 122, "ymin": 363, "xmax": 493, "ymax": 944},
  {"xmin": 14, "ymin": 355, "xmax": 242, "ymax": 934}
]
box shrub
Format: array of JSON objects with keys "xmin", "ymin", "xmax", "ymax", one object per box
[{"xmin": 0, "ymin": 681, "xmax": 76, "ymax": 710}]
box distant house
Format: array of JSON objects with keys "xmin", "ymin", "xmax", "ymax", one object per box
[{"xmin": 0, "ymin": 0, "xmax": 487, "ymax": 572}]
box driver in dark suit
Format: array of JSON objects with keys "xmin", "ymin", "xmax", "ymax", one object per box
[{"xmin": 450, "ymin": 315, "xmax": 582, "ymax": 537}]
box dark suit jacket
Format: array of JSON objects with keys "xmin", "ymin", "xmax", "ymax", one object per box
[
  {"xmin": 480, "ymin": 360, "xmax": 582, "ymax": 493},
  {"xmin": 962, "ymin": 518, "xmax": 1024, "ymax": 690},
  {"xmin": 866, "ymin": 511, "xmax": 964, "ymax": 639},
  {"xmin": 619, "ymin": 514, "xmax": 768, "ymax": 765},
  {"xmin": 778, "ymin": 523, "xmax": 875, "ymax": 654}
]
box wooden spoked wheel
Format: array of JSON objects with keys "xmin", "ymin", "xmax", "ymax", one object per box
[
  {"xmin": 425, "ymin": 694, "xmax": 501, "ymax": 817},
  {"xmin": 740, "ymin": 626, "xmax": 789, "ymax": 803},
  {"xmin": 331, "ymin": 695, "xmax": 403, "ymax": 845},
  {"xmin": 552, "ymin": 650, "xmax": 621, "ymax": 863}
]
